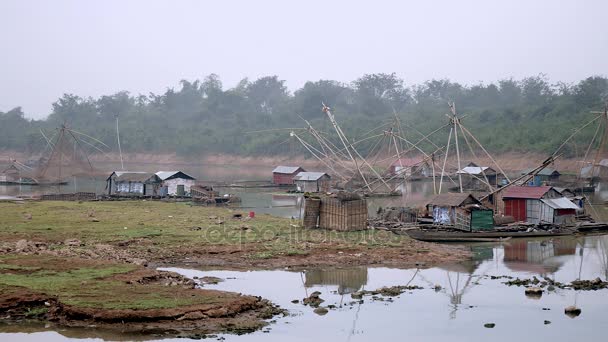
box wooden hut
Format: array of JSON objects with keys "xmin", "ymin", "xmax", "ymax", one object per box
[
  {"xmin": 502, "ymin": 186, "xmax": 577, "ymax": 224},
  {"xmin": 294, "ymin": 172, "xmax": 331, "ymax": 193},
  {"xmin": 426, "ymin": 193, "xmax": 494, "ymax": 231},
  {"xmin": 303, "ymin": 193, "xmax": 368, "ymax": 231},
  {"xmin": 155, "ymin": 171, "xmax": 196, "ymax": 196},
  {"xmin": 272, "ymin": 166, "xmax": 305, "ymax": 185},
  {"xmin": 520, "ymin": 167, "xmax": 560, "ymax": 186},
  {"xmin": 389, "ymin": 157, "xmax": 431, "ymax": 177},
  {"xmin": 106, "ymin": 171, "xmax": 161, "ymax": 196}
]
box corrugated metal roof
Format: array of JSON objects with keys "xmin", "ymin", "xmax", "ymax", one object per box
[
  {"xmin": 155, "ymin": 171, "xmax": 196, "ymax": 181},
  {"xmin": 427, "ymin": 193, "xmax": 480, "ymax": 207},
  {"xmin": 520, "ymin": 168, "xmax": 559, "ymax": 176},
  {"xmin": 294, "ymin": 172, "xmax": 329, "ymax": 181},
  {"xmin": 502, "ymin": 186, "xmax": 552, "ymax": 199},
  {"xmin": 272, "ymin": 166, "xmax": 303, "ymax": 174},
  {"xmin": 109, "ymin": 171, "xmax": 158, "ymax": 182},
  {"xmin": 541, "ymin": 198, "xmax": 579, "ymax": 210},
  {"xmin": 456, "ymin": 166, "xmax": 495, "ymax": 175}
]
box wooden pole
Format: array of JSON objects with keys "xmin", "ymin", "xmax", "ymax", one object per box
[{"xmin": 439, "ymin": 126, "xmax": 453, "ymax": 194}]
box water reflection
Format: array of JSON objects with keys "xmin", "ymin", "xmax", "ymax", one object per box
[{"xmin": 304, "ymin": 267, "xmax": 368, "ymax": 295}]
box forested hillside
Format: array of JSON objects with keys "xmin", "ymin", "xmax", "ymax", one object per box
[{"xmin": 1, "ymin": 74, "xmax": 607, "ymax": 157}]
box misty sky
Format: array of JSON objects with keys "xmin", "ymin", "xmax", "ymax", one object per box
[{"xmin": 1, "ymin": 0, "xmax": 607, "ymax": 119}]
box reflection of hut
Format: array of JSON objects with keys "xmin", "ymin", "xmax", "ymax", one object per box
[
  {"xmin": 272, "ymin": 166, "xmax": 305, "ymax": 185},
  {"xmin": 389, "ymin": 157, "xmax": 431, "ymax": 177},
  {"xmin": 521, "ymin": 168, "xmax": 560, "ymax": 186},
  {"xmin": 155, "ymin": 171, "xmax": 196, "ymax": 196},
  {"xmin": 304, "ymin": 267, "xmax": 368, "ymax": 294},
  {"xmin": 294, "ymin": 172, "xmax": 331, "ymax": 193},
  {"xmin": 502, "ymin": 186, "xmax": 577, "ymax": 224},
  {"xmin": 426, "ymin": 193, "xmax": 494, "ymax": 231},
  {"xmin": 106, "ymin": 171, "xmax": 161, "ymax": 196},
  {"xmin": 503, "ymin": 240, "xmax": 572, "ymax": 274},
  {"xmin": 0, "ymin": 164, "xmax": 20, "ymax": 183},
  {"xmin": 303, "ymin": 193, "xmax": 368, "ymax": 231}
]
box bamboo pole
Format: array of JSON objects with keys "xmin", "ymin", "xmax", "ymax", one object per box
[{"xmin": 439, "ymin": 126, "xmax": 453, "ymax": 194}]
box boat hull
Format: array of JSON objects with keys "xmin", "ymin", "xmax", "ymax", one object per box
[{"xmin": 405, "ymin": 228, "xmax": 576, "ymax": 242}]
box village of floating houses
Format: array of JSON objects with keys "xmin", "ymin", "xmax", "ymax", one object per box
[{"xmin": 3, "ymin": 104, "xmax": 608, "ymax": 241}]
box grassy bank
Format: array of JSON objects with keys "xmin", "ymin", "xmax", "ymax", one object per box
[{"xmin": 0, "ymin": 200, "xmax": 468, "ymax": 268}]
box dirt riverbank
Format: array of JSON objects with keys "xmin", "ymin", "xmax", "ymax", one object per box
[{"xmin": 0, "ymin": 200, "xmax": 469, "ymax": 337}]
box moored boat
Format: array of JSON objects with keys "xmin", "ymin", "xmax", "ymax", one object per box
[{"xmin": 405, "ymin": 226, "xmax": 577, "ymax": 243}]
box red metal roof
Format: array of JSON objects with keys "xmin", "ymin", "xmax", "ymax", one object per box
[{"xmin": 502, "ymin": 186, "xmax": 552, "ymax": 199}]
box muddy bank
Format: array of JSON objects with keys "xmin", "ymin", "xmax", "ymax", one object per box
[
  {"xmin": 0, "ymin": 201, "xmax": 470, "ymax": 270},
  {"xmin": 0, "ymin": 236, "xmax": 469, "ymax": 271},
  {"xmin": 0, "ymin": 258, "xmax": 284, "ymax": 338}
]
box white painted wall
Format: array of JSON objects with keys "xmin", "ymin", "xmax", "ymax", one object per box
[{"xmin": 162, "ymin": 178, "xmax": 195, "ymax": 195}]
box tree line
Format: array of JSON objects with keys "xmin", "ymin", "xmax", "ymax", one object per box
[{"xmin": 1, "ymin": 73, "xmax": 607, "ymax": 158}]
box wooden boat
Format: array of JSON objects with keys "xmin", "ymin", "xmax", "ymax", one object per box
[
  {"xmin": 575, "ymin": 222, "xmax": 608, "ymax": 232},
  {"xmin": 405, "ymin": 227, "xmax": 576, "ymax": 243}
]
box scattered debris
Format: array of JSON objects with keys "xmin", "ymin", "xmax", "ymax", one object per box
[
  {"xmin": 313, "ymin": 307, "xmax": 328, "ymax": 315},
  {"xmin": 199, "ymin": 276, "xmax": 223, "ymax": 285},
  {"xmin": 525, "ymin": 287, "xmax": 543, "ymax": 298},
  {"xmin": 302, "ymin": 291, "xmax": 324, "ymax": 307},
  {"xmin": 564, "ymin": 306, "xmax": 582, "ymax": 318}
]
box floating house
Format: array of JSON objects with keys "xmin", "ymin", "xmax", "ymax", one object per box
[
  {"xmin": 389, "ymin": 157, "xmax": 432, "ymax": 177},
  {"xmin": 272, "ymin": 166, "xmax": 305, "ymax": 185},
  {"xmin": 106, "ymin": 171, "xmax": 161, "ymax": 196},
  {"xmin": 0, "ymin": 164, "xmax": 20, "ymax": 184},
  {"xmin": 456, "ymin": 162, "xmax": 499, "ymax": 189},
  {"xmin": 294, "ymin": 172, "xmax": 331, "ymax": 193},
  {"xmin": 520, "ymin": 167, "xmax": 560, "ymax": 186},
  {"xmin": 426, "ymin": 192, "xmax": 494, "ymax": 231},
  {"xmin": 501, "ymin": 186, "xmax": 577, "ymax": 224},
  {"xmin": 155, "ymin": 171, "xmax": 196, "ymax": 196},
  {"xmin": 580, "ymin": 160, "xmax": 608, "ymax": 179}
]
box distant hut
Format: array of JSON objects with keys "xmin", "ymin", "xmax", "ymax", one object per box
[
  {"xmin": 272, "ymin": 166, "xmax": 305, "ymax": 185},
  {"xmin": 294, "ymin": 172, "xmax": 331, "ymax": 193},
  {"xmin": 520, "ymin": 167, "xmax": 560, "ymax": 186},
  {"xmin": 456, "ymin": 162, "xmax": 499, "ymax": 189},
  {"xmin": 580, "ymin": 160, "xmax": 608, "ymax": 179},
  {"xmin": 501, "ymin": 186, "xmax": 577, "ymax": 224},
  {"xmin": 0, "ymin": 164, "xmax": 20, "ymax": 184},
  {"xmin": 155, "ymin": 171, "xmax": 196, "ymax": 196},
  {"xmin": 106, "ymin": 171, "xmax": 161, "ymax": 196},
  {"xmin": 426, "ymin": 192, "xmax": 494, "ymax": 231},
  {"xmin": 389, "ymin": 157, "xmax": 431, "ymax": 177}
]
